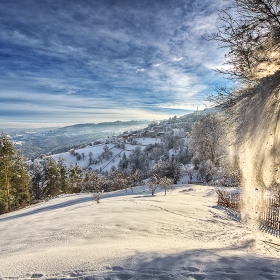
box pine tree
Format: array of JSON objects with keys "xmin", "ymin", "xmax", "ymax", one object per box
[
  {"xmin": 69, "ymin": 162, "xmax": 83, "ymax": 193},
  {"xmin": 0, "ymin": 132, "xmax": 17, "ymax": 212},
  {"xmin": 0, "ymin": 132, "xmax": 31, "ymax": 212},
  {"xmin": 31, "ymin": 161, "xmax": 43, "ymax": 200},
  {"xmin": 42, "ymin": 157, "xmax": 60, "ymax": 197},
  {"xmin": 118, "ymin": 152, "xmax": 128, "ymax": 170},
  {"xmin": 57, "ymin": 156, "xmax": 69, "ymax": 193},
  {"xmin": 10, "ymin": 155, "xmax": 31, "ymax": 208},
  {"xmin": 81, "ymin": 170, "xmax": 99, "ymax": 192}
]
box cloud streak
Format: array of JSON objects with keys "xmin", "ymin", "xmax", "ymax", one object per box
[{"xmin": 0, "ymin": 0, "xmax": 229, "ymax": 128}]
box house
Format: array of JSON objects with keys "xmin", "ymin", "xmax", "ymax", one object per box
[
  {"xmin": 144, "ymin": 130, "xmax": 157, "ymax": 137},
  {"xmin": 122, "ymin": 133, "xmax": 132, "ymax": 140},
  {"xmin": 157, "ymin": 131, "xmax": 166, "ymax": 136}
]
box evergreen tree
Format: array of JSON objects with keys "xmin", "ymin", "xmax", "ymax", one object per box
[
  {"xmin": 31, "ymin": 161, "xmax": 43, "ymax": 200},
  {"xmin": 81, "ymin": 170, "xmax": 99, "ymax": 192},
  {"xmin": 0, "ymin": 132, "xmax": 31, "ymax": 213},
  {"xmin": 89, "ymin": 152, "xmax": 93, "ymax": 164},
  {"xmin": 10, "ymin": 155, "xmax": 31, "ymax": 208},
  {"xmin": 69, "ymin": 162, "xmax": 83, "ymax": 193},
  {"xmin": 42, "ymin": 157, "xmax": 60, "ymax": 197},
  {"xmin": 118, "ymin": 152, "xmax": 128, "ymax": 170},
  {"xmin": 57, "ymin": 156, "xmax": 69, "ymax": 193},
  {"xmin": 0, "ymin": 132, "xmax": 16, "ymax": 212}
]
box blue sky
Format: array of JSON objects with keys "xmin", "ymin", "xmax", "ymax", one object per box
[{"xmin": 0, "ymin": 0, "xmax": 229, "ymax": 129}]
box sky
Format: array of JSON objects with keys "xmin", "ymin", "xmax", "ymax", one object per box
[{"xmin": 0, "ymin": 0, "xmax": 230, "ymax": 129}]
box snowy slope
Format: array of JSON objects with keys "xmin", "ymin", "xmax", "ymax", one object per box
[
  {"xmin": 0, "ymin": 184, "xmax": 279, "ymax": 279},
  {"xmin": 50, "ymin": 137, "xmax": 161, "ymax": 171}
]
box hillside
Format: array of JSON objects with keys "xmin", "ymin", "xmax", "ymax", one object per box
[
  {"xmin": 47, "ymin": 138, "xmax": 160, "ymax": 173},
  {"xmin": 5, "ymin": 120, "xmax": 151, "ymax": 159},
  {"xmin": 0, "ymin": 184, "xmax": 279, "ymax": 279},
  {"xmin": 27, "ymin": 109, "xmax": 209, "ymax": 167},
  {"xmin": 5, "ymin": 110, "xmax": 212, "ymax": 159}
]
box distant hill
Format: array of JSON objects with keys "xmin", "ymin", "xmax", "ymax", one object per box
[
  {"xmin": 5, "ymin": 108, "xmax": 216, "ymax": 159},
  {"xmin": 6, "ymin": 120, "xmax": 150, "ymax": 158}
]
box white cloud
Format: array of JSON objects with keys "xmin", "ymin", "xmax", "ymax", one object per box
[
  {"xmin": 0, "ymin": 0, "xmax": 231, "ymax": 128},
  {"xmin": 172, "ymin": 57, "xmax": 183, "ymax": 62},
  {"xmin": 136, "ymin": 68, "xmax": 146, "ymax": 73}
]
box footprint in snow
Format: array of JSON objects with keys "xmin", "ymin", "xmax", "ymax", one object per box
[
  {"xmin": 182, "ymin": 266, "xmax": 200, "ymax": 272},
  {"xmin": 261, "ymin": 267, "xmax": 275, "ymax": 273},
  {"xmin": 31, "ymin": 273, "xmax": 44, "ymax": 278},
  {"xmin": 112, "ymin": 266, "xmax": 125, "ymax": 271}
]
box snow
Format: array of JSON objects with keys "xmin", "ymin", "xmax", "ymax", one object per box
[
  {"xmin": 134, "ymin": 137, "xmax": 161, "ymax": 146},
  {"xmin": 52, "ymin": 143, "xmax": 116, "ymax": 169},
  {"xmin": 0, "ymin": 184, "xmax": 279, "ymax": 279},
  {"xmin": 12, "ymin": 140, "xmax": 25, "ymax": 146},
  {"xmin": 49, "ymin": 137, "xmax": 161, "ymax": 171}
]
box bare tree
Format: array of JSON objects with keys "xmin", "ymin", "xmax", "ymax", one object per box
[
  {"xmin": 205, "ymin": 2, "xmax": 280, "ymax": 211},
  {"xmin": 206, "ymin": 1, "xmax": 280, "ymax": 125},
  {"xmin": 148, "ymin": 174, "xmax": 160, "ymax": 196},
  {"xmin": 160, "ymin": 176, "xmax": 173, "ymax": 195},
  {"xmin": 208, "ymin": 0, "xmax": 280, "ymax": 82},
  {"xmin": 185, "ymin": 165, "xmax": 194, "ymax": 183},
  {"xmin": 190, "ymin": 112, "xmax": 227, "ymax": 167}
]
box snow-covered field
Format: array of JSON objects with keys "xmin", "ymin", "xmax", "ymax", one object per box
[
  {"xmin": 50, "ymin": 137, "xmax": 161, "ymax": 172},
  {"xmin": 0, "ymin": 185, "xmax": 279, "ymax": 279}
]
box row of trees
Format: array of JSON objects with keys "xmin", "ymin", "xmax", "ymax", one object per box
[
  {"xmin": 82, "ymin": 169, "xmax": 142, "ymax": 194},
  {"xmin": 0, "ymin": 132, "xmax": 30, "ymax": 213},
  {"xmin": 148, "ymin": 175, "xmax": 173, "ymax": 196},
  {"xmin": 82, "ymin": 167, "xmax": 176, "ymax": 200},
  {"xmin": 30, "ymin": 158, "xmax": 83, "ymax": 200},
  {"xmin": 0, "ymin": 132, "xmax": 87, "ymax": 214}
]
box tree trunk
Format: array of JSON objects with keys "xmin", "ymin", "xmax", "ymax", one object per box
[
  {"xmin": 36, "ymin": 182, "xmax": 39, "ymax": 200},
  {"xmin": 3, "ymin": 156, "xmax": 10, "ymax": 212}
]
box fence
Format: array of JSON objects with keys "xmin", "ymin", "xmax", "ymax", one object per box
[
  {"xmin": 217, "ymin": 190, "xmax": 280, "ymax": 236},
  {"xmin": 260, "ymin": 197, "xmax": 280, "ymax": 232},
  {"xmin": 216, "ymin": 190, "xmax": 241, "ymax": 212}
]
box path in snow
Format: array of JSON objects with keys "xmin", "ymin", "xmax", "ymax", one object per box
[{"xmin": 0, "ymin": 185, "xmax": 279, "ymax": 279}]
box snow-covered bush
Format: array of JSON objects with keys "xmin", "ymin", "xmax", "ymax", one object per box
[{"xmin": 93, "ymin": 190, "xmax": 104, "ymax": 203}]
